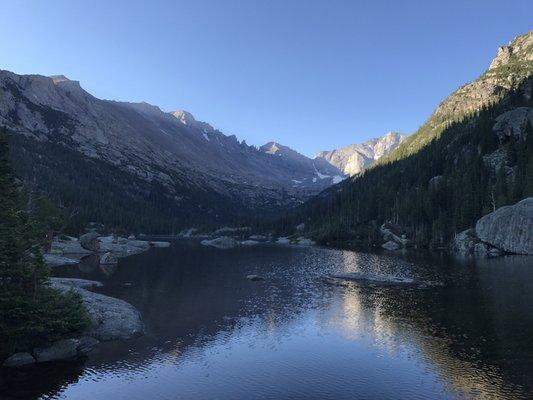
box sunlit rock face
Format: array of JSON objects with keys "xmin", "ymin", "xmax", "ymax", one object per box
[{"xmin": 315, "ymin": 132, "xmax": 406, "ymax": 176}]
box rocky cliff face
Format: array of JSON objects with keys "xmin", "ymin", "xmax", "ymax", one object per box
[
  {"xmin": 315, "ymin": 132, "xmax": 406, "ymax": 175},
  {"xmin": 0, "ymin": 69, "xmax": 344, "ymax": 228},
  {"xmin": 392, "ymin": 31, "xmax": 533, "ymax": 160},
  {"xmin": 475, "ymin": 197, "xmax": 533, "ymax": 255}
]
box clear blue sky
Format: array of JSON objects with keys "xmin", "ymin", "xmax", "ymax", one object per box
[{"xmin": 1, "ymin": 1, "xmax": 531, "ymax": 156}]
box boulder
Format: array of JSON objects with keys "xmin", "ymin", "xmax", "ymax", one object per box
[
  {"xmin": 276, "ymin": 237, "xmax": 291, "ymax": 245},
  {"xmin": 382, "ymin": 240, "xmax": 400, "ymax": 250},
  {"xmin": 100, "ymin": 252, "xmax": 118, "ymax": 265},
  {"xmin": 79, "ymin": 232, "xmax": 100, "ymax": 252},
  {"xmin": 451, "ymin": 229, "xmax": 503, "ymax": 257},
  {"xmin": 201, "ymin": 236, "xmax": 238, "ymax": 249},
  {"xmin": 2, "ymin": 352, "xmax": 35, "ymax": 368},
  {"xmin": 475, "ymin": 197, "xmax": 533, "ymax": 255},
  {"xmin": 43, "ymin": 253, "xmax": 78, "ymax": 268},
  {"xmin": 77, "ymin": 336, "xmax": 99, "ymax": 355},
  {"xmin": 51, "ymin": 278, "xmax": 143, "ymax": 341},
  {"xmin": 380, "ymin": 223, "xmax": 409, "ymax": 247},
  {"xmin": 297, "ymin": 237, "xmax": 316, "ymax": 246},
  {"xmin": 492, "ymin": 107, "xmax": 533, "ymax": 141},
  {"xmin": 33, "ymin": 339, "xmax": 80, "ymax": 363},
  {"xmin": 51, "ymin": 239, "xmax": 92, "ymax": 255}
]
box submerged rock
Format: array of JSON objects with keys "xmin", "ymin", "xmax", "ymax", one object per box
[
  {"xmin": 51, "ymin": 278, "xmax": 143, "ymax": 341},
  {"xmin": 324, "ymin": 271, "xmax": 415, "ymax": 286},
  {"xmin": 33, "ymin": 339, "xmax": 80, "ymax": 363},
  {"xmin": 2, "ymin": 352, "xmax": 35, "ymax": 368},
  {"xmin": 475, "ymin": 197, "xmax": 533, "ymax": 255},
  {"xmin": 246, "ymin": 274, "xmax": 264, "ymax": 281},
  {"xmin": 201, "ymin": 236, "xmax": 238, "ymax": 249}
]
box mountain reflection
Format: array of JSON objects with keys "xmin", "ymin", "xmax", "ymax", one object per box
[{"xmin": 3, "ymin": 243, "xmax": 532, "ymax": 400}]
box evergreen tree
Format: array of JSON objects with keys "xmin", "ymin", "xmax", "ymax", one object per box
[{"xmin": 0, "ymin": 129, "xmax": 89, "ymax": 357}]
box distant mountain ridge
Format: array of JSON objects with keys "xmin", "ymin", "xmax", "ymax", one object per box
[
  {"xmin": 0, "ymin": 69, "xmax": 345, "ymax": 230},
  {"xmin": 315, "ymin": 132, "xmax": 406, "ymax": 175}
]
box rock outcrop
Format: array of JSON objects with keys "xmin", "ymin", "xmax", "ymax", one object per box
[
  {"xmin": 51, "ymin": 278, "xmax": 144, "ymax": 341},
  {"xmin": 79, "ymin": 232, "xmax": 100, "ymax": 252},
  {"xmin": 475, "ymin": 197, "xmax": 533, "ymax": 255}
]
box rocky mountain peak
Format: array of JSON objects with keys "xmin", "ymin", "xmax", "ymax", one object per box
[
  {"xmin": 489, "ymin": 31, "xmax": 533, "ymax": 71},
  {"xmin": 315, "ymin": 132, "xmax": 406, "ymax": 176},
  {"xmin": 171, "ymin": 110, "xmax": 215, "ymax": 133}
]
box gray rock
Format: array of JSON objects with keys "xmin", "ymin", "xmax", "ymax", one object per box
[
  {"xmin": 79, "ymin": 232, "xmax": 100, "ymax": 252},
  {"xmin": 34, "ymin": 338, "xmax": 80, "ymax": 362},
  {"xmin": 43, "ymin": 253, "xmax": 78, "ymax": 267},
  {"xmin": 77, "ymin": 336, "xmax": 99, "ymax": 355},
  {"xmin": 380, "ymin": 223, "xmax": 409, "ymax": 247},
  {"xmin": 100, "ymin": 252, "xmax": 118, "ymax": 265},
  {"xmin": 297, "ymin": 237, "xmax": 316, "ymax": 246},
  {"xmin": 2, "ymin": 352, "xmax": 36, "ymax": 368},
  {"xmin": 51, "ymin": 278, "xmax": 143, "ymax": 341},
  {"xmin": 475, "ymin": 197, "xmax": 533, "ymax": 255},
  {"xmin": 451, "ymin": 229, "xmax": 503, "ymax": 257},
  {"xmin": 276, "ymin": 237, "xmax": 291, "ymax": 244},
  {"xmin": 51, "ymin": 239, "xmax": 92, "ymax": 255},
  {"xmin": 241, "ymin": 240, "xmax": 260, "ymax": 246},
  {"xmin": 382, "ymin": 240, "xmax": 400, "ymax": 250},
  {"xmin": 492, "ymin": 107, "xmax": 533, "ymax": 140},
  {"xmin": 51, "ymin": 278, "xmax": 103, "ymax": 289},
  {"xmin": 249, "ymin": 234, "xmax": 267, "ymax": 240},
  {"xmin": 201, "ymin": 236, "xmax": 238, "ymax": 249},
  {"xmin": 325, "ymin": 272, "xmax": 415, "ymax": 286}
]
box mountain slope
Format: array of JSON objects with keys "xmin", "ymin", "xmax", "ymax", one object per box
[
  {"xmin": 276, "ymin": 30, "xmax": 533, "ymax": 248},
  {"xmin": 315, "ymin": 132, "xmax": 406, "ymax": 175},
  {"xmin": 0, "ymin": 71, "xmax": 342, "ymax": 231}
]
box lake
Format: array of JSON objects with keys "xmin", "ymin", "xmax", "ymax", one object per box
[{"xmin": 2, "ymin": 241, "xmax": 533, "ymax": 399}]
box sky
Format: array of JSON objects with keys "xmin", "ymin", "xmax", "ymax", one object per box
[{"xmin": 0, "ymin": 1, "xmax": 532, "ymax": 156}]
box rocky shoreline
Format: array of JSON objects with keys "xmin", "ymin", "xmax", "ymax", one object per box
[{"xmin": 2, "ymin": 234, "xmax": 170, "ymax": 368}]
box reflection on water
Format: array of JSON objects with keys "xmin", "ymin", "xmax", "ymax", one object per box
[{"xmin": 1, "ymin": 242, "xmax": 532, "ymax": 399}]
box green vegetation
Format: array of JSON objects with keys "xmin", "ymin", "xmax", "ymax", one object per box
[
  {"xmin": 272, "ymin": 77, "xmax": 533, "ymax": 248},
  {"xmin": 0, "ymin": 130, "xmax": 89, "ymax": 358}
]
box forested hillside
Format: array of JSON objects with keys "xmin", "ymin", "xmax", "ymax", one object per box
[{"xmin": 273, "ymin": 32, "xmax": 533, "ymax": 248}]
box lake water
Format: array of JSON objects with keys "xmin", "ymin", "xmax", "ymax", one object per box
[{"xmin": 2, "ymin": 241, "xmax": 533, "ymax": 399}]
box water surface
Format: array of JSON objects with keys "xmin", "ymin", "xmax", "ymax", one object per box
[{"xmin": 2, "ymin": 241, "xmax": 533, "ymax": 399}]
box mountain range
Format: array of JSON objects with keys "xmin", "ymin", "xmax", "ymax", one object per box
[{"xmin": 0, "ymin": 70, "xmax": 401, "ymax": 231}]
